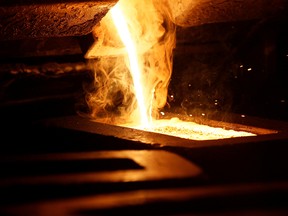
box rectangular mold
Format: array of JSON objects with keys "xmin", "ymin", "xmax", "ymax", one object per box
[{"xmin": 41, "ymin": 113, "xmax": 288, "ymax": 148}]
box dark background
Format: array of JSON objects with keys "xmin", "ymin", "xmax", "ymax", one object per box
[{"xmin": 166, "ymin": 16, "xmax": 288, "ymax": 122}]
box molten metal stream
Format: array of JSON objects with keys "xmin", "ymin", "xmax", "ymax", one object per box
[{"xmin": 111, "ymin": 4, "xmax": 150, "ymax": 128}]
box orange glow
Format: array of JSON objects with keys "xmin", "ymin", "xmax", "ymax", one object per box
[
  {"xmin": 85, "ymin": 0, "xmax": 257, "ymax": 140},
  {"xmin": 110, "ymin": 4, "xmax": 150, "ymax": 128},
  {"xmin": 85, "ymin": 0, "xmax": 175, "ymax": 127},
  {"xmin": 148, "ymin": 118, "xmax": 256, "ymax": 140}
]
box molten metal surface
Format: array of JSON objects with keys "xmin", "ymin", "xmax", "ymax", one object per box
[{"xmin": 123, "ymin": 117, "xmax": 256, "ymax": 140}]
